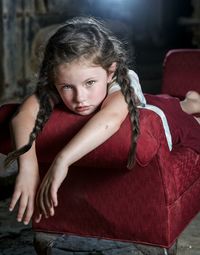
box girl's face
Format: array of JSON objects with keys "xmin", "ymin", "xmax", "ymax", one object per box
[{"xmin": 54, "ymin": 60, "xmax": 114, "ymax": 115}]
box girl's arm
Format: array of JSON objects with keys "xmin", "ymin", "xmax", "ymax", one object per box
[
  {"xmin": 36, "ymin": 91, "xmax": 128, "ymax": 220},
  {"xmin": 58, "ymin": 91, "xmax": 128, "ymax": 166},
  {"xmin": 9, "ymin": 95, "xmax": 40, "ymax": 224}
]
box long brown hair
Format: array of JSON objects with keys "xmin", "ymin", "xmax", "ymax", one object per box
[{"xmin": 5, "ymin": 17, "xmax": 140, "ymax": 169}]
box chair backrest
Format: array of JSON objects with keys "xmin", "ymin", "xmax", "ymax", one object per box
[{"xmin": 162, "ymin": 49, "xmax": 200, "ymax": 99}]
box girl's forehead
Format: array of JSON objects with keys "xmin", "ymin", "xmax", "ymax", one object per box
[
  {"xmin": 56, "ymin": 60, "xmax": 103, "ymax": 74},
  {"xmin": 54, "ymin": 60, "xmax": 107, "ymax": 82},
  {"xmin": 60, "ymin": 58, "xmax": 99, "ymax": 69}
]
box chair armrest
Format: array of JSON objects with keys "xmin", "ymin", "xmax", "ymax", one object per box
[
  {"xmin": 36, "ymin": 105, "xmax": 169, "ymax": 169},
  {"xmin": 0, "ymin": 104, "xmax": 170, "ymax": 169}
]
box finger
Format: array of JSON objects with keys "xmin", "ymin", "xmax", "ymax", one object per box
[
  {"xmin": 48, "ymin": 202, "xmax": 55, "ymax": 216},
  {"xmin": 46, "ymin": 189, "xmax": 55, "ymax": 216},
  {"xmin": 23, "ymin": 197, "xmax": 34, "ymax": 225},
  {"xmin": 9, "ymin": 191, "xmax": 21, "ymax": 211},
  {"xmin": 51, "ymin": 182, "xmax": 58, "ymax": 207},
  {"xmin": 36, "ymin": 188, "xmax": 44, "ymax": 219},
  {"xmin": 46, "ymin": 182, "xmax": 57, "ymax": 216},
  {"xmin": 34, "ymin": 201, "xmax": 43, "ymax": 223},
  {"xmin": 36, "ymin": 183, "xmax": 45, "ymax": 214},
  {"xmin": 35, "ymin": 213, "xmax": 42, "ymax": 223},
  {"xmin": 17, "ymin": 194, "xmax": 28, "ymax": 222},
  {"xmin": 38, "ymin": 184, "xmax": 49, "ymax": 218},
  {"xmin": 44, "ymin": 181, "xmax": 53, "ymax": 215}
]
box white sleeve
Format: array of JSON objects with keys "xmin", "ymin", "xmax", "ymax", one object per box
[
  {"xmin": 128, "ymin": 70, "xmax": 146, "ymax": 106},
  {"xmin": 107, "ymin": 69, "xmax": 146, "ymax": 106},
  {"xmin": 107, "ymin": 81, "xmax": 121, "ymax": 94}
]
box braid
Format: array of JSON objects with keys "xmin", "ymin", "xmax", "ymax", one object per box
[
  {"xmin": 4, "ymin": 92, "xmax": 53, "ymax": 168},
  {"xmin": 4, "ymin": 64, "xmax": 54, "ymax": 168},
  {"xmin": 116, "ymin": 64, "xmax": 140, "ymax": 169},
  {"xmin": 4, "ymin": 17, "xmax": 141, "ymax": 171}
]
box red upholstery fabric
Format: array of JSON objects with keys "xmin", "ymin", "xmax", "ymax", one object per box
[
  {"xmin": 32, "ymin": 106, "xmax": 200, "ymax": 248},
  {"xmin": 0, "ymin": 50, "xmax": 200, "ymax": 248},
  {"xmin": 0, "ymin": 102, "xmax": 200, "ymax": 248},
  {"xmin": 145, "ymin": 94, "xmax": 200, "ymax": 154},
  {"xmin": 0, "ymin": 104, "xmax": 161, "ymax": 168},
  {"xmin": 162, "ymin": 49, "xmax": 200, "ymax": 99}
]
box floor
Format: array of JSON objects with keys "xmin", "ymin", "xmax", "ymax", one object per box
[
  {"xmin": 0, "ymin": 197, "xmax": 199, "ymax": 255},
  {"xmin": 177, "ymin": 213, "xmax": 200, "ymax": 255},
  {"xmin": 0, "ymin": 154, "xmax": 200, "ymax": 255}
]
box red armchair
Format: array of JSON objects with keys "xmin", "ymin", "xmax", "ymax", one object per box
[
  {"xmin": 162, "ymin": 49, "xmax": 200, "ymax": 99},
  {"xmin": 0, "ymin": 49, "xmax": 200, "ymax": 254}
]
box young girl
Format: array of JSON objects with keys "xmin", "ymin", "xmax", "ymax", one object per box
[{"xmin": 4, "ymin": 17, "xmax": 200, "ymax": 226}]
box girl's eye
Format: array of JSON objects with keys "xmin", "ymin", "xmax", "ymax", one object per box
[
  {"xmin": 86, "ymin": 80, "xmax": 96, "ymax": 87},
  {"xmin": 62, "ymin": 84, "xmax": 73, "ymax": 90}
]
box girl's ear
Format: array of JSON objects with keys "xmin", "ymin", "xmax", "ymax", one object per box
[{"xmin": 107, "ymin": 62, "xmax": 117, "ymax": 83}]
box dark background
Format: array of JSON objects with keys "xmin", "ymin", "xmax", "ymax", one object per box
[
  {"xmin": 0, "ymin": 0, "xmax": 198, "ymax": 99},
  {"xmin": 0, "ymin": 2, "xmax": 200, "ymax": 254}
]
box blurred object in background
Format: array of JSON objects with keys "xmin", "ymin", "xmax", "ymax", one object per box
[{"xmin": 0, "ymin": 0, "xmax": 197, "ymax": 101}]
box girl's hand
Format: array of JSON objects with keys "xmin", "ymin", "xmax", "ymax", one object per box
[
  {"xmin": 35, "ymin": 157, "xmax": 68, "ymax": 223},
  {"xmin": 9, "ymin": 165, "xmax": 40, "ymax": 225}
]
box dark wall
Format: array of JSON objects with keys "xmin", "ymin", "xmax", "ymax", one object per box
[{"xmin": 0, "ymin": 0, "xmax": 196, "ymax": 98}]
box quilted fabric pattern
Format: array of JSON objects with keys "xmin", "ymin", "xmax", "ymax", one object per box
[
  {"xmin": 156, "ymin": 139, "xmax": 200, "ymax": 205},
  {"xmin": 170, "ymin": 148, "xmax": 200, "ymax": 198}
]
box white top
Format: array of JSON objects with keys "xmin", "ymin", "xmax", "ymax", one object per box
[{"xmin": 108, "ymin": 70, "xmax": 172, "ymax": 151}]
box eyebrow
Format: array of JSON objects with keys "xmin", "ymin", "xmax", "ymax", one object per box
[
  {"xmin": 55, "ymin": 83, "xmax": 72, "ymax": 86},
  {"xmin": 55, "ymin": 77, "xmax": 97, "ymax": 86}
]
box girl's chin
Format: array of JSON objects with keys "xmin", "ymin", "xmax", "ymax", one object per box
[
  {"xmin": 73, "ymin": 107, "xmax": 96, "ymax": 116},
  {"xmin": 75, "ymin": 110, "xmax": 95, "ymax": 116},
  {"xmin": 65, "ymin": 105, "xmax": 99, "ymax": 115}
]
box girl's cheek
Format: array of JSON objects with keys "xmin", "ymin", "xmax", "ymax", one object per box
[
  {"xmin": 63, "ymin": 94, "xmax": 73, "ymax": 104},
  {"xmin": 59, "ymin": 89, "xmax": 71, "ymax": 99}
]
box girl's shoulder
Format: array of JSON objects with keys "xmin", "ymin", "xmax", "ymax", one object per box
[{"xmin": 107, "ymin": 69, "xmax": 146, "ymax": 106}]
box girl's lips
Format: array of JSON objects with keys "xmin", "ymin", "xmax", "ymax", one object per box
[{"xmin": 75, "ymin": 106, "xmax": 91, "ymax": 112}]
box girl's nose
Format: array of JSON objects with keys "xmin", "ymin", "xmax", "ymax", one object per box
[{"xmin": 75, "ymin": 88, "xmax": 86, "ymax": 103}]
